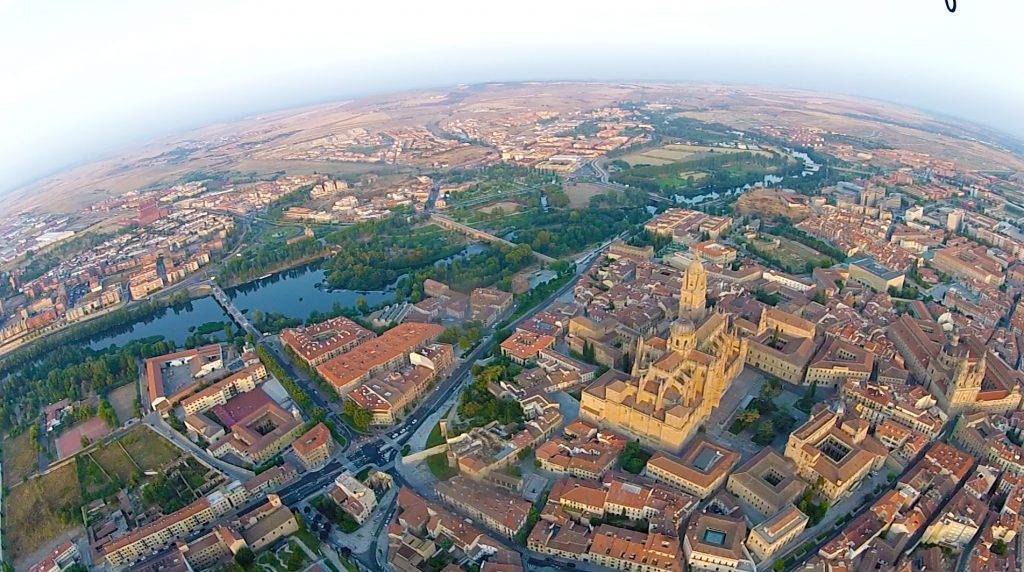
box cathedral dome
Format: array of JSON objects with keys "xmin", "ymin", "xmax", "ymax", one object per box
[{"xmin": 671, "ymin": 318, "xmax": 696, "ymax": 336}]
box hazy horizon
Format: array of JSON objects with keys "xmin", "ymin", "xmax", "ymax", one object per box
[{"xmin": 1, "ymin": 0, "xmax": 1021, "ymax": 195}]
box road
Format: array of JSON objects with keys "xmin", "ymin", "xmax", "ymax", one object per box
[
  {"xmin": 143, "ymin": 413, "xmax": 254, "ymax": 482},
  {"xmin": 779, "ymin": 420, "xmax": 961, "ymax": 570},
  {"xmin": 259, "ymin": 238, "xmax": 609, "ymax": 571}
]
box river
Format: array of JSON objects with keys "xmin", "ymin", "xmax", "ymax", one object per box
[
  {"xmin": 84, "ymin": 243, "xmax": 489, "ymax": 350},
  {"xmin": 88, "ymin": 296, "xmax": 231, "ymax": 350},
  {"xmin": 225, "ymin": 263, "xmax": 394, "ymax": 318}
]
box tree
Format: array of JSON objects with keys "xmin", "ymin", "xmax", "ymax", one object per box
[
  {"xmin": 582, "ymin": 340, "xmax": 596, "ymax": 363},
  {"xmin": 760, "ymin": 377, "xmax": 783, "ymax": 400},
  {"xmin": 98, "ymin": 398, "xmax": 119, "ymax": 428},
  {"xmin": 797, "ymin": 382, "xmax": 818, "ymax": 412},
  {"xmin": 343, "ymin": 399, "xmax": 372, "ymax": 431},
  {"xmin": 992, "ymin": 539, "xmax": 1007, "ymax": 556},
  {"xmin": 737, "ymin": 409, "xmax": 760, "ymax": 426},
  {"xmin": 233, "ymin": 547, "xmax": 255, "ymax": 567},
  {"xmin": 619, "ymin": 442, "xmax": 652, "ymax": 474},
  {"xmin": 753, "ymin": 420, "xmax": 775, "ymax": 445}
]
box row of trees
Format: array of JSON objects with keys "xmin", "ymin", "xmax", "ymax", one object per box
[
  {"xmin": 255, "ymin": 344, "xmax": 322, "ymax": 421},
  {"xmin": 395, "ymin": 244, "xmax": 535, "ymax": 301},
  {"xmin": 510, "ymin": 206, "xmax": 649, "ymax": 258},
  {"xmin": 320, "ymin": 217, "xmax": 466, "ymax": 291},
  {"xmin": 218, "ymin": 235, "xmax": 324, "ymax": 285},
  {"xmin": 0, "ymin": 336, "xmax": 176, "ymax": 432}
]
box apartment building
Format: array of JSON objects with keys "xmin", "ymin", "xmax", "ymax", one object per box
[
  {"xmin": 317, "ymin": 322, "xmax": 443, "ymax": 393},
  {"xmin": 683, "ymin": 513, "xmax": 757, "ymax": 572},
  {"xmin": 435, "ymin": 476, "xmax": 532, "ymax": 539},
  {"xmin": 589, "ymin": 525, "xmax": 683, "ymax": 572},
  {"xmin": 292, "ymin": 422, "xmax": 334, "ymax": 471},
  {"xmin": 280, "ymin": 316, "xmax": 375, "ymax": 367},
  {"xmin": 180, "ymin": 362, "xmax": 267, "ymax": 416},
  {"xmin": 500, "ymin": 330, "xmax": 556, "ymax": 364},
  {"xmin": 535, "ymin": 419, "xmax": 627, "ymax": 479}
]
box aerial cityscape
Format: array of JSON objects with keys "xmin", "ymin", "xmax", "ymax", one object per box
[{"xmin": 1, "ymin": 3, "xmax": 1023, "ymax": 572}]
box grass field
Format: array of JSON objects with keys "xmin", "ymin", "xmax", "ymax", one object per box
[
  {"xmin": 108, "ymin": 383, "xmax": 139, "ymax": 424},
  {"xmin": 426, "ymin": 453, "xmax": 457, "ymax": 480},
  {"xmin": 622, "ymin": 143, "xmax": 770, "ymax": 166},
  {"xmin": 78, "ymin": 452, "xmax": 120, "ymax": 500},
  {"xmin": 5, "ymin": 461, "xmax": 82, "ymax": 560},
  {"xmin": 476, "ymin": 200, "xmax": 522, "ymax": 214},
  {"xmin": 91, "ymin": 438, "xmax": 140, "ymax": 482},
  {"xmin": 118, "ymin": 424, "xmax": 180, "ymax": 470},
  {"xmin": 2, "ymin": 431, "xmax": 38, "ymax": 486},
  {"xmin": 753, "ymin": 236, "xmax": 832, "ymax": 272},
  {"xmin": 563, "ymin": 182, "xmax": 609, "ymax": 208},
  {"xmin": 426, "ymin": 422, "xmax": 446, "ymax": 448}
]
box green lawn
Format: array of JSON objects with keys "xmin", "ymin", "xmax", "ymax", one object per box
[
  {"xmin": 426, "ymin": 422, "xmax": 446, "ymax": 448},
  {"xmin": 426, "ymin": 452, "xmax": 458, "ymax": 480}
]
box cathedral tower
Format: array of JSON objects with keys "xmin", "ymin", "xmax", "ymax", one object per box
[
  {"xmin": 925, "ymin": 335, "xmax": 985, "ymax": 413},
  {"xmin": 679, "ymin": 256, "xmax": 707, "ymax": 322}
]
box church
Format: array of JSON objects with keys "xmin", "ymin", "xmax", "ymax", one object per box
[{"xmin": 580, "ymin": 257, "xmax": 748, "ymax": 452}]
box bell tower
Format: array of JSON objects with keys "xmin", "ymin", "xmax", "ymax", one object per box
[{"xmin": 679, "ymin": 256, "xmax": 707, "ymax": 322}]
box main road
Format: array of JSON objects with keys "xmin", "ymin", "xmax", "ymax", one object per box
[{"xmin": 257, "ymin": 237, "xmax": 612, "ymax": 571}]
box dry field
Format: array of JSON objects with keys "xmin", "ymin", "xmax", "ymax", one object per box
[
  {"xmin": 476, "ymin": 201, "xmax": 522, "ymax": 214},
  {"xmin": 107, "ymin": 382, "xmax": 139, "ymax": 423},
  {"xmin": 4, "ymin": 82, "xmax": 1021, "ymax": 217},
  {"xmin": 563, "ymin": 182, "xmax": 611, "ymax": 208},
  {"xmin": 2, "ymin": 431, "xmax": 38, "ymax": 486},
  {"xmin": 5, "ymin": 461, "xmax": 82, "ymax": 560}
]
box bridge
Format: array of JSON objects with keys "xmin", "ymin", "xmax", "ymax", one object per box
[
  {"xmin": 208, "ymin": 282, "xmax": 262, "ymax": 339},
  {"xmin": 429, "ymin": 213, "xmax": 557, "ymax": 264}
]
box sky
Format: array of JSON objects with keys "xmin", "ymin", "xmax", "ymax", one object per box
[{"xmin": 0, "ymin": 0, "xmax": 1021, "ymax": 194}]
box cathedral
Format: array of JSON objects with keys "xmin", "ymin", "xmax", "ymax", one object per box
[{"xmin": 579, "ymin": 257, "xmax": 748, "ymax": 452}]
